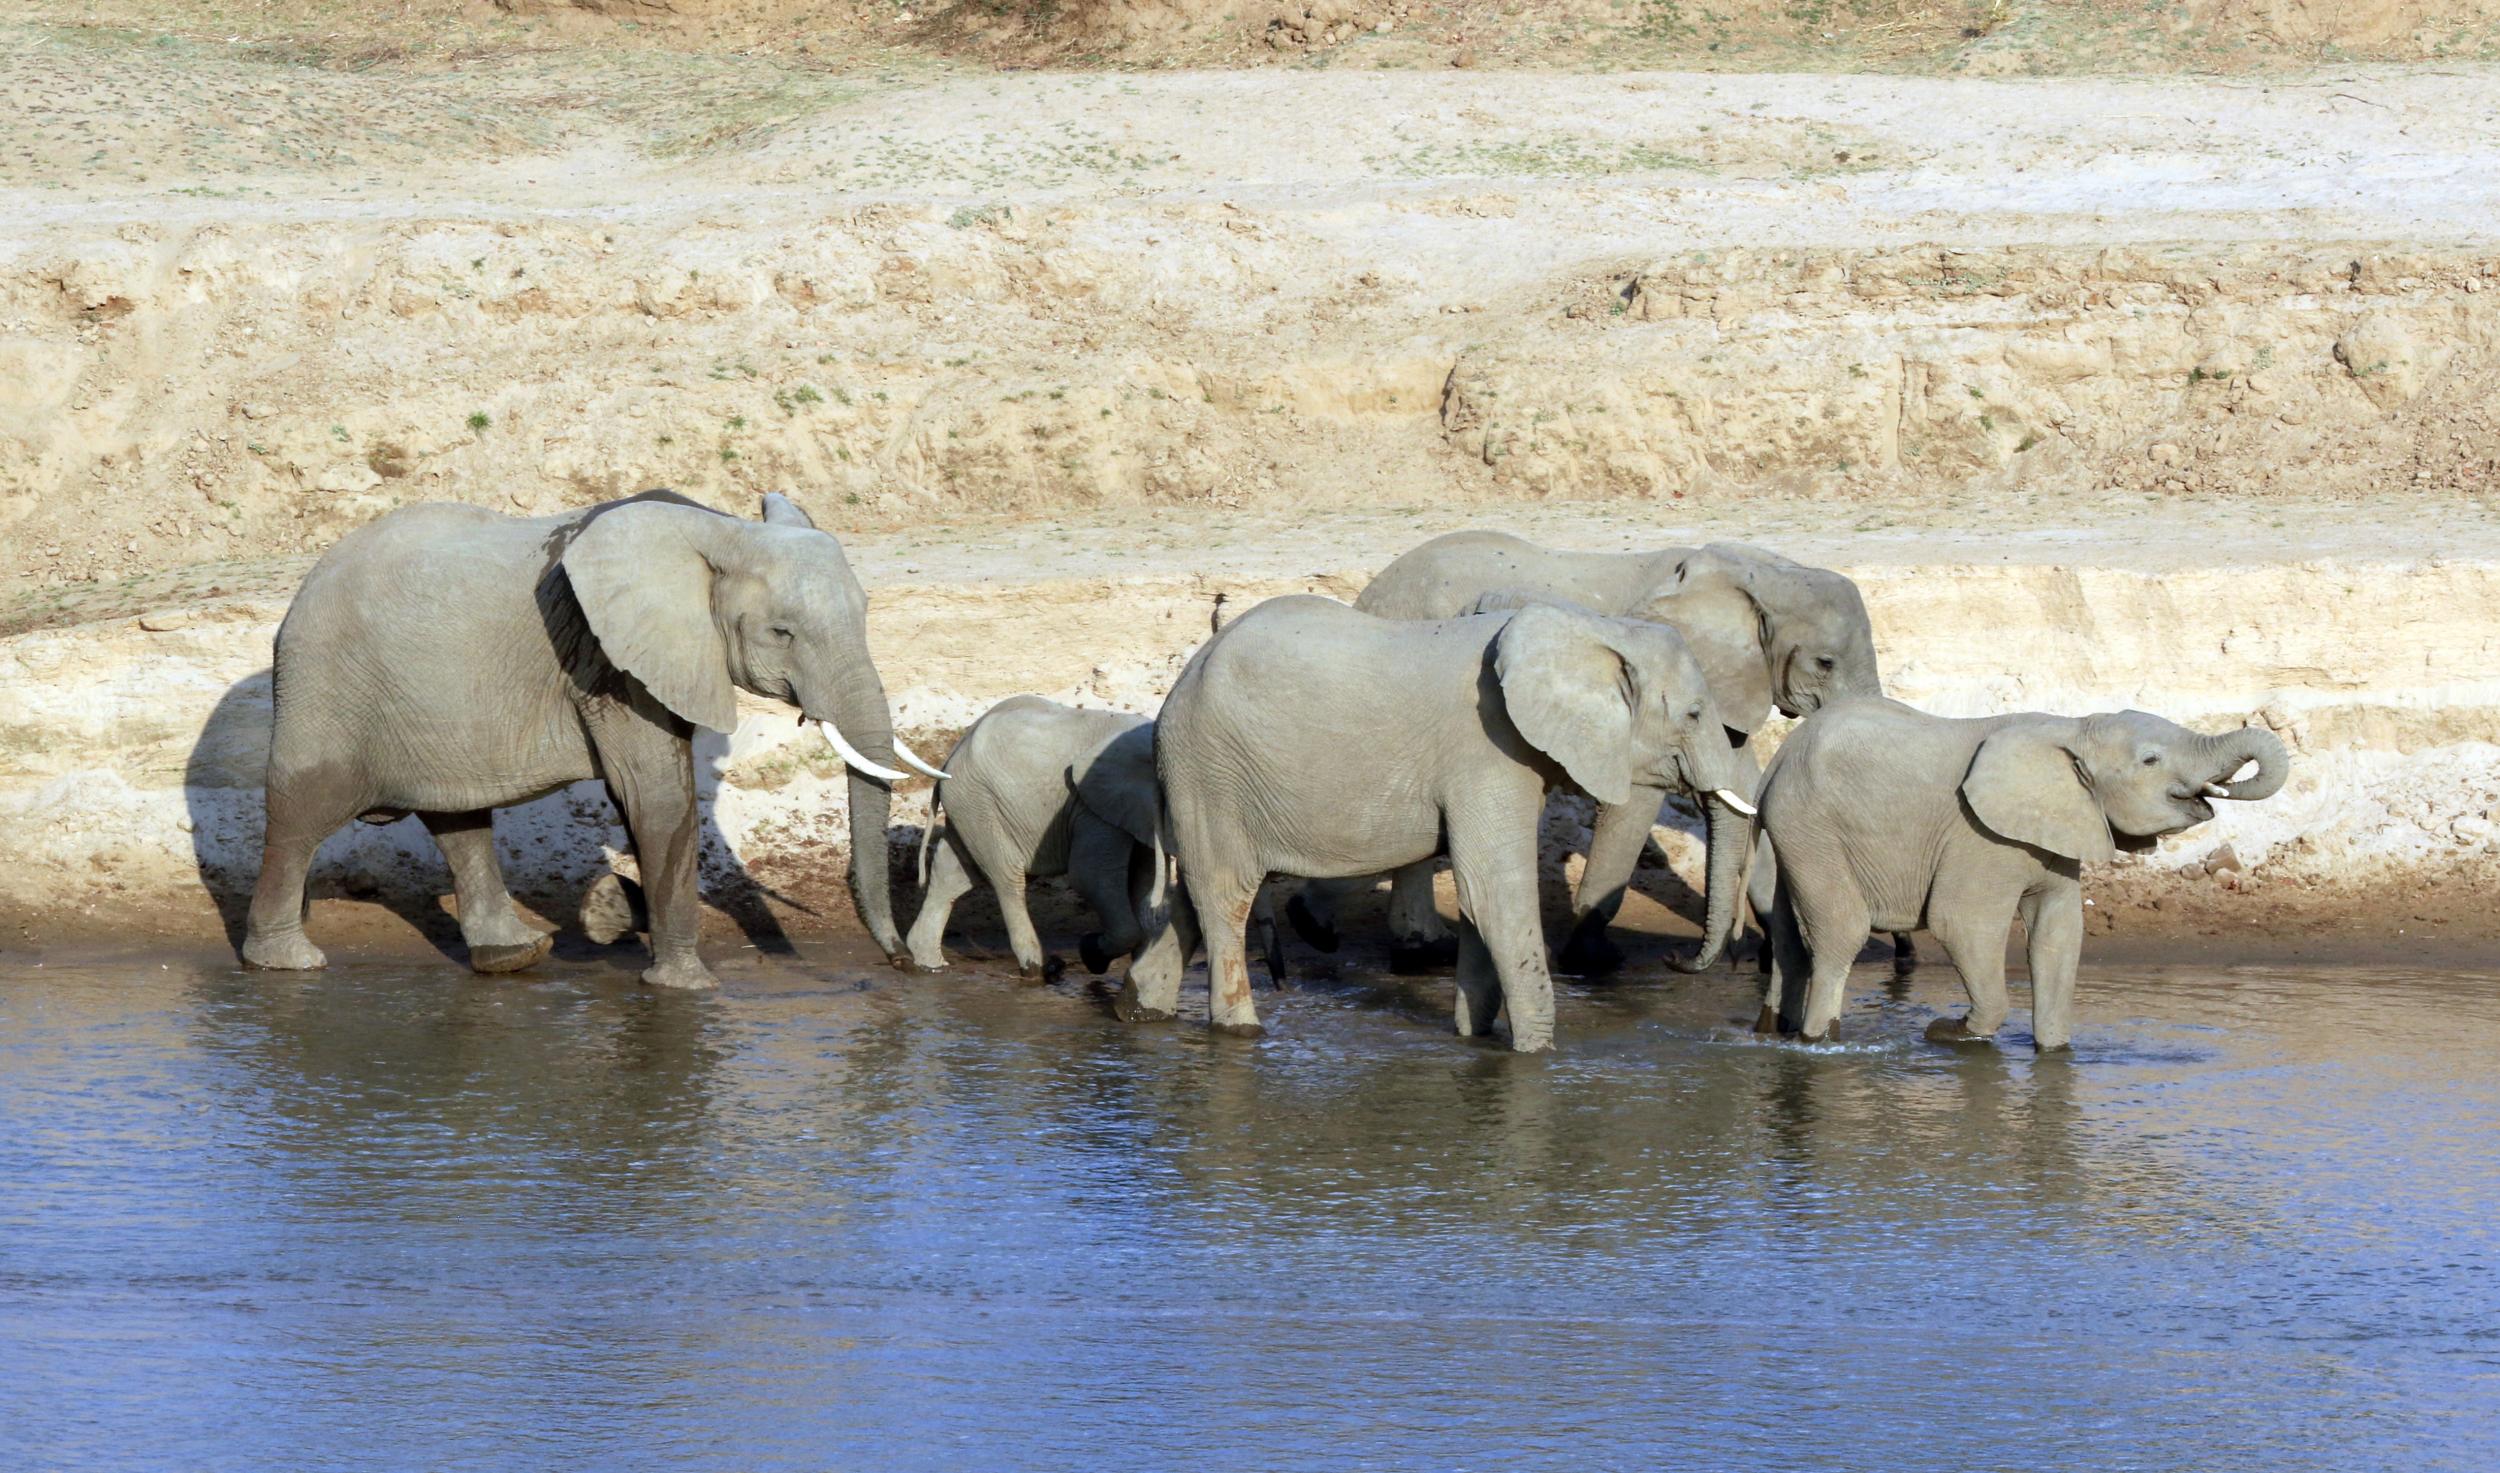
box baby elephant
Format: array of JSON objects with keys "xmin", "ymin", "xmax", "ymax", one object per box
[
  {"xmin": 1757, "ymin": 700, "xmax": 2288, "ymax": 1050},
  {"xmin": 905, "ymin": 697, "xmax": 1165, "ymax": 980}
]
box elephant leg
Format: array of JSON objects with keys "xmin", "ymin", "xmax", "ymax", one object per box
[
  {"xmin": 1116, "ymin": 878, "xmax": 1197, "ymax": 1023},
  {"xmin": 1386, "ymin": 861, "xmax": 1456, "ymax": 971},
  {"xmin": 593, "ymin": 719, "xmax": 715, "ymax": 991},
  {"xmin": 953, "ymin": 817, "xmax": 1048, "ymax": 981},
  {"xmin": 1447, "ymin": 804, "xmax": 1555, "ymax": 1054},
  {"xmin": 1560, "ymin": 789, "xmax": 1658, "ymax": 977},
  {"xmin": 1250, "ymin": 886, "xmax": 1288, "ymax": 989},
  {"xmin": 1194, "ymin": 869, "xmax": 1267, "ymax": 1035},
  {"xmin": 1892, "ymin": 932, "xmax": 1919, "ymax": 975},
  {"xmin": 1926, "ymin": 905, "xmax": 2016, "ymax": 1046},
  {"xmin": 1452, "ymin": 916, "xmax": 1503, "ymax": 1039},
  {"xmin": 1784, "ymin": 860, "xmax": 1869, "ymax": 1045},
  {"xmin": 1283, "ymin": 878, "xmax": 1345, "ymax": 954},
  {"xmin": 1068, "ymin": 811, "xmax": 1143, "ymax": 975},
  {"xmin": 419, "ymin": 809, "xmax": 550, "ymax": 973},
  {"xmin": 241, "ymin": 762, "xmax": 370, "ymax": 971},
  {"xmin": 1758, "ymin": 878, "xmax": 1810, "ymax": 1035},
  {"xmin": 903, "ymin": 827, "xmax": 977, "ymax": 972},
  {"xmin": 2019, "ymin": 883, "xmax": 2084, "ymax": 1053},
  {"xmin": 1746, "ymin": 829, "xmax": 1780, "ymax": 975}
]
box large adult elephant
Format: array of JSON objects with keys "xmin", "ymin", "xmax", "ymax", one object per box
[
  {"xmin": 239, "ymin": 490, "xmax": 945, "ymax": 988},
  {"xmin": 1122, "ymin": 595, "xmax": 1758, "ymax": 1052},
  {"xmin": 1297, "ymin": 529, "xmax": 1884, "ymax": 974}
]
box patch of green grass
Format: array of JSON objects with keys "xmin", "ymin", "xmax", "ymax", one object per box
[{"xmin": 466, "ymin": 411, "xmax": 491, "ymax": 432}]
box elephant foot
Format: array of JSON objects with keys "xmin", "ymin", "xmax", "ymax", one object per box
[
  {"xmin": 579, "ymin": 872, "xmax": 647, "ymax": 945},
  {"xmin": 1208, "ymin": 1018, "xmax": 1267, "ymax": 1039},
  {"xmin": 241, "ymin": 931, "xmax": 327, "ymax": 971},
  {"xmin": 1111, "ymin": 979, "xmax": 1174, "ymax": 1024},
  {"xmin": 468, "ymin": 933, "xmax": 553, "ymax": 975},
  {"xmin": 641, "ymin": 958, "xmax": 720, "ymax": 991},
  {"xmin": 1390, "ymin": 935, "xmax": 1460, "ymax": 975},
  {"xmin": 1891, "ymin": 933, "xmax": 1919, "ymax": 976},
  {"xmin": 1752, "ymin": 1005, "xmax": 1782, "ymax": 1036},
  {"xmin": 897, "ymin": 950, "xmax": 945, "ymax": 975},
  {"xmin": 1555, "ymin": 919, "xmax": 1624, "ymax": 979},
  {"xmin": 1506, "ymin": 1030, "xmax": 1554, "ymax": 1054},
  {"xmin": 1283, "ymin": 894, "xmax": 1341, "ymax": 954},
  {"xmin": 2033, "ymin": 1038, "xmax": 2074, "ymax": 1056},
  {"xmin": 1795, "ymin": 1020, "xmax": 1841, "ymax": 1045},
  {"xmin": 1017, "ymin": 956, "xmax": 1065, "ymax": 986},
  {"xmin": 1078, "ymin": 932, "xmax": 1117, "ymax": 977},
  {"xmin": 1923, "ymin": 1015, "xmax": 1996, "ymax": 1047}
]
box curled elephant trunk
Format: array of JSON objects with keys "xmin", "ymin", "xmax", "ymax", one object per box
[
  {"xmin": 2200, "ymin": 725, "xmax": 2290, "ymax": 802},
  {"xmin": 1670, "ymin": 793, "xmax": 1752, "ymax": 974}
]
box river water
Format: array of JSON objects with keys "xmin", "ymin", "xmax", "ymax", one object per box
[{"xmin": 3, "ymin": 951, "xmax": 2495, "ymax": 1470}]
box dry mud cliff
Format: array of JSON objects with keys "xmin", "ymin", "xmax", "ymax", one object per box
[{"xmin": 3, "ymin": 26, "xmax": 2496, "ymax": 954}]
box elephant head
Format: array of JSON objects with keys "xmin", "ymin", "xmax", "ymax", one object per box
[
  {"xmin": 1493, "ymin": 602, "xmax": 1760, "ymax": 969},
  {"xmin": 559, "ymin": 493, "xmax": 941, "ymax": 958},
  {"xmin": 1637, "ymin": 544, "xmax": 1882, "ymax": 733},
  {"xmin": 1961, "ymin": 710, "xmax": 2291, "ymax": 864}
]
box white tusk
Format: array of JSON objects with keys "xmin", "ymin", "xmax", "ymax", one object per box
[
  {"xmin": 2201, "ymin": 782, "xmax": 2231, "ymax": 799},
  {"xmin": 890, "ymin": 735, "xmax": 951, "ymax": 782},
  {"xmin": 1712, "ymin": 787, "xmax": 1760, "ymax": 818},
  {"xmin": 816, "ymin": 720, "xmax": 911, "ymax": 784}
]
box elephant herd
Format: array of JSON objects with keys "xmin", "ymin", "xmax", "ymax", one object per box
[{"xmin": 241, "ymin": 492, "xmax": 2289, "ymax": 1055}]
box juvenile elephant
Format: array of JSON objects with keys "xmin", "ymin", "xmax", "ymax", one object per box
[
  {"xmin": 1123, "ymin": 596, "xmax": 1758, "ymax": 1052},
  {"xmin": 241, "ymin": 491, "xmax": 945, "ymax": 989},
  {"xmin": 1298, "ymin": 529, "xmax": 1886, "ymax": 975},
  {"xmin": 904, "ymin": 697, "xmax": 1167, "ymax": 981},
  {"xmin": 1755, "ymin": 700, "xmax": 2289, "ymax": 1050}
]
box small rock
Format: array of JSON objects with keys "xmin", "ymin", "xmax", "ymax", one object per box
[
  {"xmin": 2147, "ymin": 441, "xmax": 2183, "ymax": 466},
  {"xmin": 2204, "ymin": 843, "xmax": 2242, "ymax": 876},
  {"xmin": 240, "ymin": 402, "xmax": 274, "ymax": 420},
  {"xmin": 138, "ymin": 610, "xmax": 191, "ymax": 632},
  {"xmin": 1452, "ymin": 47, "xmax": 1477, "ymax": 67}
]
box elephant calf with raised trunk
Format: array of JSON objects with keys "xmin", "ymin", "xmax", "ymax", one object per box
[
  {"xmin": 1297, "ymin": 528, "xmax": 1887, "ymax": 977},
  {"xmin": 904, "ymin": 696, "xmax": 1172, "ymax": 982},
  {"xmin": 1125, "ymin": 595, "xmax": 1758, "ymax": 1052},
  {"xmin": 1755, "ymin": 700, "xmax": 2289, "ymax": 1050},
  {"xmin": 241, "ymin": 491, "xmax": 946, "ymax": 989}
]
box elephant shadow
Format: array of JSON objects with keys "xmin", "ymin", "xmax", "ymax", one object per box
[{"xmin": 184, "ymin": 671, "xmax": 795, "ymax": 969}]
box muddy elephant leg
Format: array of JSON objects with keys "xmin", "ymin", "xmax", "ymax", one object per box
[
  {"xmin": 1386, "ymin": 861, "xmax": 1457, "ymax": 972},
  {"xmin": 2019, "ymin": 882, "xmax": 2083, "ymax": 1053},
  {"xmin": 1559, "ymin": 788, "xmax": 1659, "ymax": 977},
  {"xmin": 903, "ymin": 827, "xmax": 978, "ymax": 972},
  {"xmin": 419, "ymin": 809, "xmax": 550, "ymax": 973},
  {"xmin": 1068, "ymin": 810, "xmax": 1143, "ymax": 976},
  {"xmin": 1194, "ymin": 869, "xmax": 1267, "ymax": 1036},
  {"xmin": 1926, "ymin": 905, "xmax": 2015, "ymax": 1047}
]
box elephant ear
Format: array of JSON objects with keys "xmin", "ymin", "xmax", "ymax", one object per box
[
  {"xmin": 759, "ymin": 492, "xmax": 816, "ymax": 529},
  {"xmin": 1636, "ymin": 553, "xmax": 1775, "ymax": 735},
  {"xmin": 561, "ymin": 502, "xmax": 739, "ymax": 732},
  {"xmin": 1494, "ymin": 603, "xmax": 1637, "ymax": 806},
  {"xmin": 1961, "ymin": 721, "xmax": 2117, "ymax": 865},
  {"xmin": 1067, "ymin": 722, "xmax": 1160, "ymax": 849}
]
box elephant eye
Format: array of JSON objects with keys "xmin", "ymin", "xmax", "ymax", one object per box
[
  {"xmin": 2142, "ymin": 754, "xmax": 2159, "ymax": 766},
  {"xmin": 1686, "ymin": 705, "xmax": 1703, "ymax": 722},
  {"xmin": 769, "ymin": 624, "xmax": 796, "ymax": 642},
  {"xmin": 1814, "ymin": 655, "xmax": 1836, "ymax": 671}
]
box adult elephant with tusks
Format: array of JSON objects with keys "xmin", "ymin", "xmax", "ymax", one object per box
[
  {"xmin": 1291, "ymin": 528, "xmax": 1887, "ymax": 976},
  {"xmin": 239, "ymin": 490, "xmax": 947, "ymax": 988},
  {"xmin": 1121, "ymin": 595, "xmax": 1758, "ymax": 1052}
]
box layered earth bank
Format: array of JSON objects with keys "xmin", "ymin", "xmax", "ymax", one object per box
[{"xmin": 4, "ymin": 24, "xmax": 2495, "ymax": 952}]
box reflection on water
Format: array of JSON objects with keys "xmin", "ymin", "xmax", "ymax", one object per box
[{"xmin": 3, "ymin": 954, "xmax": 2497, "ymax": 1470}]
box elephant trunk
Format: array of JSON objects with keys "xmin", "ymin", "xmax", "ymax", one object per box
[
  {"xmin": 2199, "ymin": 725, "xmax": 2290, "ymax": 802},
  {"xmin": 805, "ymin": 648, "xmax": 907, "ymax": 961},
  {"xmin": 1672, "ymin": 793, "xmax": 1752, "ymax": 974}
]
